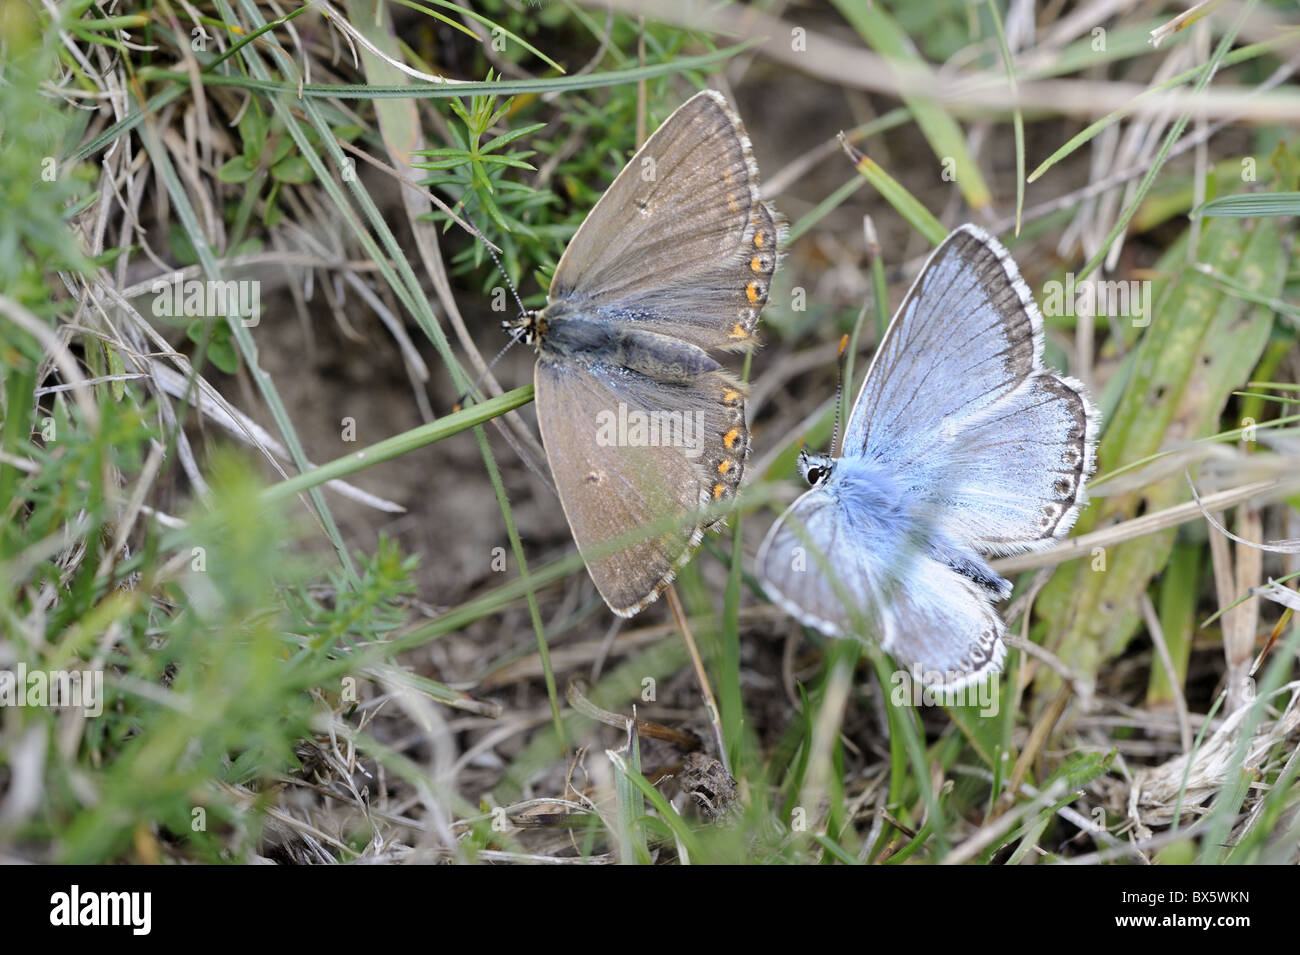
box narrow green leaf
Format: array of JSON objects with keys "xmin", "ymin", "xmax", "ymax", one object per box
[
  {"xmin": 984, "ymin": 0, "xmax": 1025, "ymax": 233},
  {"xmin": 261, "ymin": 387, "xmax": 534, "ymax": 505},
  {"xmin": 1192, "ymin": 191, "xmax": 1300, "ymax": 218},
  {"xmin": 830, "ymin": 0, "xmax": 994, "ymax": 212},
  {"xmin": 135, "ymin": 41, "xmax": 758, "ymax": 100},
  {"xmin": 840, "ymin": 140, "xmax": 947, "ymax": 246},
  {"xmin": 1027, "ymin": 34, "xmax": 1290, "ymax": 185}
]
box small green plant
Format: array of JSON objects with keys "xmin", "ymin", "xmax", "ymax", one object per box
[{"xmin": 415, "ymin": 76, "xmax": 550, "ymax": 284}]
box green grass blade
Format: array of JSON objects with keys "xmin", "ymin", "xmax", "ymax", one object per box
[
  {"xmin": 1075, "ymin": 4, "xmax": 1256, "ymax": 280},
  {"xmin": 830, "ymin": 0, "xmax": 993, "ymax": 212},
  {"xmin": 1027, "ymin": 34, "xmax": 1290, "ymax": 185},
  {"xmin": 840, "ymin": 139, "xmax": 947, "ymax": 246},
  {"xmin": 1192, "ymin": 191, "xmax": 1300, "ymax": 217},
  {"xmin": 137, "ymin": 41, "xmax": 758, "ymax": 99},
  {"xmin": 984, "ymin": 0, "xmax": 1025, "ymax": 233},
  {"xmin": 261, "ymin": 387, "xmax": 533, "ymax": 503}
]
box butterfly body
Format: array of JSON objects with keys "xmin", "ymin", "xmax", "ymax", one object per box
[
  {"xmin": 757, "ymin": 225, "xmax": 1097, "ymax": 688},
  {"xmin": 799, "ymin": 454, "xmax": 912, "ymax": 555},
  {"xmin": 798, "ymin": 449, "xmax": 1012, "ymax": 600},
  {"xmin": 516, "ymin": 90, "xmax": 780, "ymax": 617},
  {"xmin": 536, "ymin": 312, "xmax": 722, "ymax": 382}
]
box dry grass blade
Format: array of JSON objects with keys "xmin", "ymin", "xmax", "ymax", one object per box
[
  {"xmin": 993, "ymin": 479, "xmax": 1300, "ymax": 575},
  {"xmin": 1187, "ymin": 472, "xmax": 1300, "ymax": 554},
  {"xmin": 665, "ymin": 584, "xmax": 730, "ymax": 774},
  {"xmin": 1150, "ymin": 0, "xmax": 1228, "ymax": 49},
  {"xmin": 566, "ymin": 680, "xmax": 701, "ymax": 750}
]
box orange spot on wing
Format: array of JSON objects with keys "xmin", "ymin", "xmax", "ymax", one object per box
[
  {"xmin": 723, "ymin": 428, "xmax": 740, "ymax": 449},
  {"xmin": 723, "ymin": 389, "xmax": 741, "ymax": 403},
  {"xmin": 753, "ymin": 231, "xmax": 766, "ymax": 248},
  {"xmin": 728, "ymin": 322, "xmax": 748, "ymax": 339},
  {"xmin": 713, "ymin": 483, "xmax": 725, "ymax": 499},
  {"xmin": 746, "ymin": 282, "xmax": 761, "ymax": 305},
  {"xmin": 717, "ymin": 459, "xmax": 732, "ymax": 475}
]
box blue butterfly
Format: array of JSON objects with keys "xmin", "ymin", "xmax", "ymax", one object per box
[{"xmin": 756, "ymin": 225, "xmax": 1099, "ymax": 689}]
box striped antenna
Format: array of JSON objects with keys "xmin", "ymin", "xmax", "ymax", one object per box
[
  {"xmin": 452, "ymin": 220, "xmax": 531, "ymax": 412},
  {"xmin": 830, "ymin": 334, "xmax": 851, "ymax": 457}
]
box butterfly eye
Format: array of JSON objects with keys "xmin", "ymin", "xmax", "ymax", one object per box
[{"xmin": 807, "ymin": 467, "xmax": 824, "ymax": 485}]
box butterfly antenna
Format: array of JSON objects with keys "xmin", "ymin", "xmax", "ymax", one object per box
[
  {"xmin": 831, "ymin": 334, "xmax": 850, "ymax": 456},
  {"xmin": 466, "ymin": 213, "xmax": 528, "ymax": 316},
  {"xmin": 451, "ymin": 216, "xmax": 531, "ymax": 412},
  {"xmin": 453, "ymin": 322, "xmax": 527, "ymax": 412}
]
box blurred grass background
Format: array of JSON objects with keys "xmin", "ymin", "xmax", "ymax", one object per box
[{"xmin": 1, "ymin": 0, "xmax": 1299, "ymax": 864}]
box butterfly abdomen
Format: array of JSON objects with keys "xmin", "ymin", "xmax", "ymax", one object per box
[
  {"xmin": 544, "ymin": 315, "xmax": 721, "ymax": 383},
  {"xmin": 929, "ymin": 537, "xmax": 1013, "ymax": 599},
  {"xmin": 610, "ymin": 329, "xmax": 722, "ymax": 382}
]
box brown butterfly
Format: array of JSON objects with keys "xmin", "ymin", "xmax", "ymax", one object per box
[{"xmin": 509, "ymin": 91, "xmax": 780, "ymax": 615}]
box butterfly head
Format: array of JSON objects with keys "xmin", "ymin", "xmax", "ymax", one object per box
[
  {"xmin": 503, "ymin": 309, "xmax": 546, "ymax": 351},
  {"xmin": 797, "ymin": 449, "xmax": 835, "ymax": 487}
]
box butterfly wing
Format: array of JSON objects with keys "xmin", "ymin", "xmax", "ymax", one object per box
[
  {"xmin": 755, "ymin": 487, "xmax": 878, "ymax": 638},
  {"xmin": 931, "ymin": 371, "xmax": 1096, "ymax": 553},
  {"xmin": 533, "ymin": 90, "xmax": 776, "ymax": 615},
  {"xmin": 535, "ymin": 356, "xmax": 748, "ymax": 616},
  {"xmin": 547, "ymin": 90, "xmax": 779, "ymax": 350},
  {"xmin": 843, "ymin": 224, "xmax": 1097, "ymax": 553},
  {"xmin": 755, "ymin": 486, "xmax": 1004, "ymax": 688},
  {"xmin": 878, "ymin": 559, "xmax": 1006, "ymax": 688}
]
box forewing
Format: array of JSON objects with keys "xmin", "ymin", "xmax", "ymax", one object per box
[
  {"xmin": 755, "ymin": 488, "xmax": 886, "ymax": 639},
  {"xmin": 548, "ymin": 90, "xmax": 778, "ymax": 350},
  {"xmin": 842, "ymin": 223, "xmax": 1098, "ymax": 552},
  {"xmin": 843, "ymin": 224, "xmax": 1040, "ymax": 471}
]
